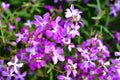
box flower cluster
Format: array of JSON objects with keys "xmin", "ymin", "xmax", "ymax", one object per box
[
  {"xmin": 0, "ymin": 1, "xmax": 120, "ymax": 79},
  {"xmin": 57, "ymin": 35, "xmax": 120, "ymax": 80},
  {"xmin": 0, "ymin": 56, "xmax": 26, "ymax": 80},
  {"xmin": 15, "ymin": 4, "xmax": 82, "ymax": 71}
]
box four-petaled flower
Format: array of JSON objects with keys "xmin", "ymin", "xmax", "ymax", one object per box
[
  {"xmin": 52, "ymin": 47, "xmax": 65, "ymax": 64},
  {"xmin": 2, "ymin": 68, "xmax": 15, "ymax": 80},
  {"xmin": 32, "ymin": 12, "xmax": 50, "ymax": 32},
  {"xmin": 65, "ymin": 59, "xmax": 78, "ymax": 77},
  {"xmin": 65, "ymin": 4, "xmax": 82, "ymax": 21},
  {"xmin": 7, "ymin": 56, "xmax": 23, "ymax": 73},
  {"xmin": 29, "ymin": 54, "xmax": 45, "ymax": 70},
  {"xmin": 14, "ymin": 71, "xmax": 27, "ymax": 80}
]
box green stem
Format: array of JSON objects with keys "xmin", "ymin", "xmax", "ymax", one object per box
[
  {"xmin": 0, "ymin": 26, "xmax": 5, "ymax": 43},
  {"xmin": 50, "ymin": 70, "xmax": 53, "ymax": 80},
  {"xmin": 0, "ymin": 56, "xmax": 9, "ymax": 60},
  {"xmin": 116, "ymin": 43, "xmax": 120, "ymax": 52},
  {"xmin": 97, "ymin": 0, "xmax": 101, "ymax": 14}
]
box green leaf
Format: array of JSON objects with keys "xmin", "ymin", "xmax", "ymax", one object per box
[
  {"xmin": 116, "ymin": 44, "xmax": 120, "ymax": 52},
  {"xmin": 47, "ymin": 63, "xmax": 54, "ymax": 74},
  {"xmin": 92, "ymin": 16, "xmax": 101, "ymax": 20},
  {"xmin": 31, "ymin": 72, "xmax": 38, "ymax": 80},
  {"xmin": 87, "ymin": 3, "xmax": 97, "ymax": 8},
  {"xmin": 47, "ymin": 68, "xmax": 52, "ymax": 74},
  {"xmin": 4, "ymin": 9, "xmax": 12, "ymax": 18},
  {"xmin": 99, "ymin": 25, "xmax": 113, "ymax": 38},
  {"xmin": 81, "ymin": 18, "xmax": 89, "ymax": 27},
  {"xmin": 97, "ymin": 0, "xmax": 101, "ymax": 13},
  {"xmin": 50, "ymin": 70, "xmax": 53, "ymax": 80},
  {"xmin": 16, "ymin": 10, "xmax": 30, "ymax": 18},
  {"xmin": 74, "ymin": 3, "xmax": 88, "ymax": 11}
]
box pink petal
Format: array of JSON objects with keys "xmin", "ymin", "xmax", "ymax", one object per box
[
  {"xmin": 52, "ymin": 56, "xmax": 58, "ymax": 64},
  {"xmin": 115, "ymin": 52, "xmax": 120, "ymax": 56}
]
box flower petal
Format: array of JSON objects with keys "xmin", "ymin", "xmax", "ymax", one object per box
[
  {"xmin": 52, "ymin": 56, "xmax": 58, "ymax": 64},
  {"xmin": 58, "ymin": 55, "xmax": 65, "ymax": 62},
  {"xmin": 2, "ymin": 71, "xmax": 9, "ymax": 76},
  {"xmin": 7, "ymin": 62, "xmax": 13, "ymax": 66},
  {"xmin": 57, "ymin": 75, "xmax": 65, "ymax": 80},
  {"xmin": 17, "ymin": 63, "xmax": 23, "ymax": 68},
  {"xmin": 14, "ymin": 56, "xmax": 18, "ymax": 63}
]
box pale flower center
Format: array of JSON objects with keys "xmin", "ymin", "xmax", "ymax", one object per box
[{"xmin": 36, "ymin": 57, "xmax": 41, "ymax": 62}]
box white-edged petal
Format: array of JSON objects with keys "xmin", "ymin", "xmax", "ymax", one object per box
[
  {"xmin": 52, "ymin": 56, "xmax": 58, "ymax": 64},
  {"xmin": 14, "ymin": 56, "xmax": 18, "ymax": 63},
  {"xmin": 14, "ymin": 66, "xmax": 18, "ymax": 73},
  {"xmin": 17, "ymin": 63, "xmax": 23, "ymax": 68},
  {"xmin": 7, "ymin": 62, "xmax": 14, "ymax": 66}
]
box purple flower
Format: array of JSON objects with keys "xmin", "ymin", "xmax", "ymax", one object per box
[
  {"xmin": 15, "ymin": 33, "xmax": 26, "ymax": 43},
  {"xmin": 27, "ymin": 33, "xmax": 40, "ymax": 46},
  {"xmin": 0, "ymin": 60, "xmax": 4, "ymax": 72},
  {"xmin": 54, "ymin": 0, "xmax": 58, "ymax": 3},
  {"xmin": 32, "ymin": 13, "xmax": 50, "ymax": 32},
  {"xmin": 24, "ymin": 20, "xmax": 32, "ymax": 28},
  {"xmin": 16, "ymin": 17, "xmax": 21, "ymax": 22},
  {"xmin": 111, "ymin": 58, "xmax": 120, "ymax": 69},
  {"xmin": 62, "ymin": 23, "xmax": 80, "ymax": 38},
  {"xmin": 110, "ymin": 6, "xmax": 118, "ymax": 17},
  {"xmin": 29, "ymin": 54, "xmax": 45, "ymax": 70},
  {"xmin": 51, "ymin": 16, "xmax": 61, "ymax": 33},
  {"xmin": 45, "ymin": 16, "xmax": 62, "ymax": 40},
  {"xmin": 98, "ymin": 60, "xmax": 110, "ymax": 72},
  {"xmin": 115, "ymin": 52, "xmax": 120, "ymax": 56},
  {"xmin": 51, "ymin": 47, "xmax": 65, "ymax": 64},
  {"xmin": 83, "ymin": 0, "xmax": 90, "ymax": 4},
  {"xmin": 2, "ymin": 68, "xmax": 15, "ymax": 80},
  {"xmin": 44, "ymin": 41, "xmax": 55, "ymax": 54},
  {"xmin": 44, "ymin": 5, "xmax": 54, "ymax": 12},
  {"xmin": 68, "ymin": 23, "xmax": 80, "ymax": 37},
  {"xmin": 62, "ymin": 38, "xmax": 71, "ymax": 45},
  {"xmin": 108, "ymin": 66, "xmax": 120, "ymax": 79},
  {"xmin": 14, "ymin": 71, "xmax": 26, "ymax": 80},
  {"xmin": 8, "ymin": 23, "xmax": 16, "ymax": 32},
  {"xmin": 65, "ymin": 59, "xmax": 77, "ymax": 77},
  {"xmin": 65, "ymin": 4, "xmax": 82, "ymax": 21},
  {"xmin": 81, "ymin": 53, "xmax": 97, "ymax": 69},
  {"xmin": 57, "ymin": 74, "xmax": 72, "ymax": 80},
  {"xmin": 33, "ymin": 54, "xmax": 45, "ymax": 68},
  {"xmin": 98, "ymin": 40, "xmax": 110, "ymax": 58},
  {"xmin": 113, "ymin": 31, "xmax": 120, "ymax": 43},
  {"xmin": 114, "ymin": 1, "xmax": 120, "ymax": 11},
  {"xmin": 1, "ymin": 2, "xmax": 10, "ymax": 11},
  {"xmin": 77, "ymin": 46, "xmax": 89, "ymax": 54},
  {"xmin": 110, "ymin": 0, "xmax": 120, "ymax": 17},
  {"xmin": 16, "ymin": 49, "xmax": 28, "ymax": 61},
  {"xmin": 7, "ymin": 56, "xmax": 23, "ymax": 73},
  {"xmin": 15, "ymin": 27, "xmax": 29, "ymax": 43},
  {"xmin": 26, "ymin": 46, "xmax": 38, "ymax": 59}
]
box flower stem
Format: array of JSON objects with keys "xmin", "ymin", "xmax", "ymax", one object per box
[{"xmin": 0, "ymin": 26, "xmax": 5, "ymax": 43}]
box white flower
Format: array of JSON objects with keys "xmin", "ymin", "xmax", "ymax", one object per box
[
  {"xmin": 65, "ymin": 4, "xmax": 82, "ymax": 21},
  {"xmin": 24, "ymin": 20, "xmax": 32, "ymax": 28},
  {"xmin": 7, "ymin": 56, "xmax": 23, "ymax": 73}
]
